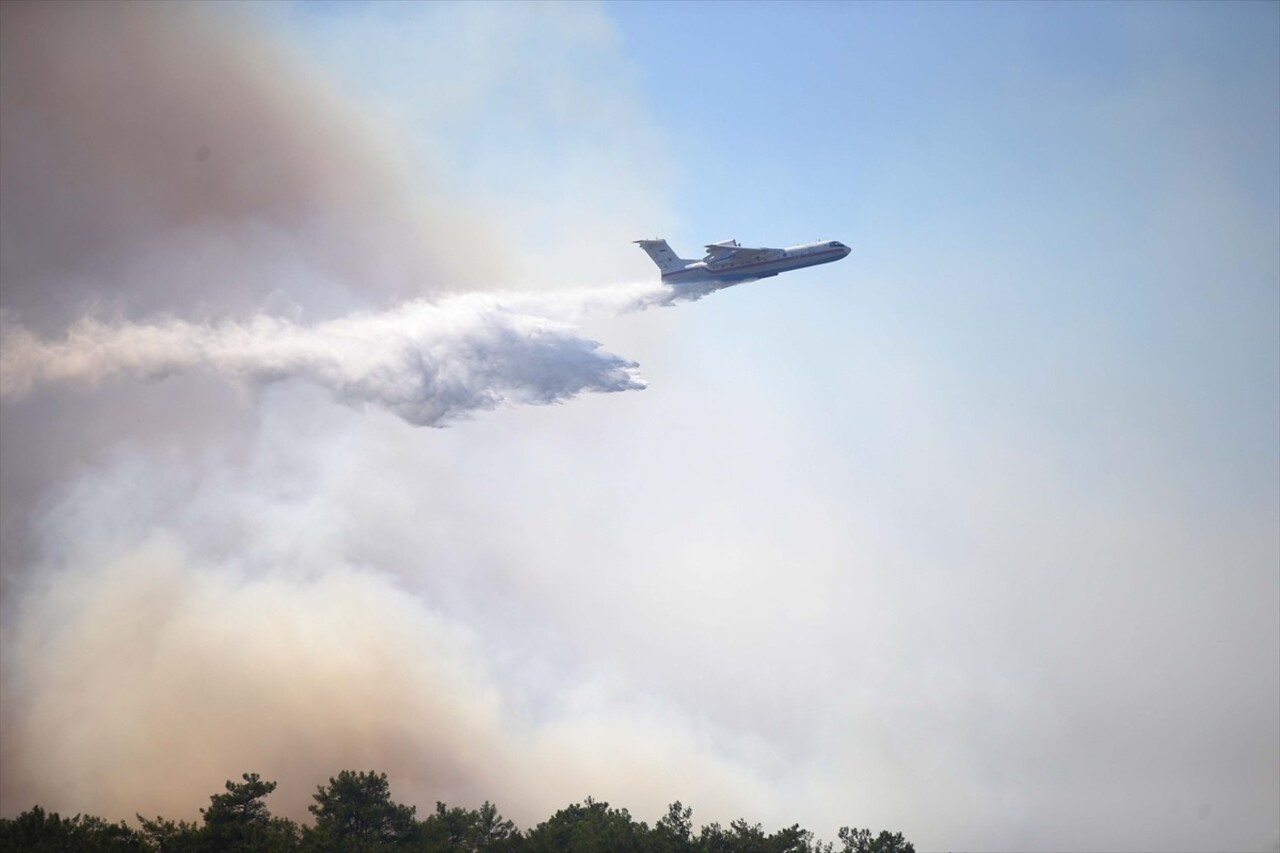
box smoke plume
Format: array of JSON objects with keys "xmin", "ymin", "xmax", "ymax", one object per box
[
  {"xmin": 0, "ymin": 0, "xmax": 498, "ymax": 335},
  {"xmin": 0, "ymin": 0, "xmax": 772, "ymax": 831}
]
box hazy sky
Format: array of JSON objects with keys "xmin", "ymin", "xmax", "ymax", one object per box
[{"xmin": 1, "ymin": 2, "xmax": 1276, "ymax": 851}]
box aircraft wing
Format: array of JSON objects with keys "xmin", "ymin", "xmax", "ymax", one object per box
[{"xmin": 704, "ymin": 240, "xmax": 775, "ymax": 264}]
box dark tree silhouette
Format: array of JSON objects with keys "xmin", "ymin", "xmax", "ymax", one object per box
[
  {"xmin": 0, "ymin": 805, "xmax": 149, "ymax": 852},
  {"xmin": 524, "ymin": 798, "xmax": 648, "ymax": 852},
  {"xmin": 652, "ymin": 801, "xmax": 694, "ymax": 853},
  {"xmin": 416, "ymin": 800, "xmax": 520, "ymax": 852},
  {"xmin": 837, "ymin": 827, "xmax": 915, "ymax": 853},
  {"xmin": 306, "ymin": 770, "xmax": 416, "ymax": 851},
  {"xmin": 201, "ymin": 773, "xmax": 279, "ymax": 851},
  {"xmin": 0, "ymin": 772, "xmax": 916, "ymax": 853}
]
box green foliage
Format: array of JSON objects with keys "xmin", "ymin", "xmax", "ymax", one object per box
[
  {"xmin": 836, "ymin": 827, "xmax": 915, "ymax": 853},
  {"xmin": 524, "ymin": 798, "xmax": 647, "ymax": 853},
  {"xmin": 0, "ymin": 772, "xmax": 915, "ymax": 853},
  {"xmin": 135, "ymin": 772, "xmax": 296, "ymax": 853},
  {"xmin": 0, "ymin": 805, "xmax": 149, "ymax": 853},
  {"xmin": 200, "ymin": 773, "xmax": 282, "ymax": 852},
  {"xmin": 652, "ymin": 802, "xmax": 694, "ymax": 853},
  {"xmin": 306, "ymin": 770, "xmax": 416, "ymax": 852},
  {"xmin": 697, "ymin": 819, "xmax": 815, "ymax": 853},
  {"xmin": 136, "ymin": 814, "xmax": 201, "ymax": 853},
  {"xmin": 415, "ymin": 801, "xmax": 520, "ymax": 852}
]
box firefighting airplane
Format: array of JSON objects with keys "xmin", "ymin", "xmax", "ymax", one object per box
[{"xmin": 635, "ymin": 237, "xmax": 850, "ymax": 288}]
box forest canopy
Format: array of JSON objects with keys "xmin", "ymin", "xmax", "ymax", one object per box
[{"xmin": 0, "ymin": 770, "xmax": 915, "ymax": 853}]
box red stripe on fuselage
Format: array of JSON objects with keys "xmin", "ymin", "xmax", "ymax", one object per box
[{"xmin": 661, "ymin": 246, "xmax": 846, "ymax": 280}]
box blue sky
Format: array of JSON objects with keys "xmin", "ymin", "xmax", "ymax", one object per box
[
  {"xmin": 1, "ymin": 2, "xmax": 1276, "ymax": 851},
  {"xmin": 261, "ymin": 2, "xmax": 1280, "ymax": 844}
]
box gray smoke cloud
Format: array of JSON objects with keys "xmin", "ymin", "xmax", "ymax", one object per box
[
  {"xmin": 0, "ymin": 0, "xmax": 698, "ymax": 428},
  {"xmin": 0, "ymin": 429, "xmax": 776, "ymax": 825},
  {"xmin": 0, "ymin": 0, "xmax": 776, "ymax": 833},
  {"xmin": 0, "ymin": 0, "xmax": 499, "ymax": 335},
  {"xmin": 0, "ymin": 283, "xmax": 685, "ymax": 427}
]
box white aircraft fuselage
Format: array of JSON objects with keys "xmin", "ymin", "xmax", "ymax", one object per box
[{"xmin": 635, "ymin": 238, "xmax": 850, "ymax": 288}]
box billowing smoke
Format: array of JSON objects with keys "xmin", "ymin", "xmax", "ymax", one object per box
[
  {"xmin": 0, "ymin": 0, "xmax": 499, "ymax": 335},
  {"xmin": 0, "ymin": 0, "xmax": 774, "ymax": 832},
  {"xmin": 0, "ymin": 283, "xmax": 684, "ymax": 427},
  {"xmin": 0, "ymin": 442, "xmax": 774, "ymax": 824},
  {"xmin": 0, "ymin": 0, "xmax": 699, "ymax": 428}
]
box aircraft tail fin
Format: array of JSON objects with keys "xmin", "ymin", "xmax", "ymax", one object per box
[{"xmin": 634, "ymin": 239, "xmax": 692, "ymax": 273}]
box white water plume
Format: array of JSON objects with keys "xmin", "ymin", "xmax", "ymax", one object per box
[{"xmin": 0, "ymin": 281, "xmax": 689, "ymax": 427}]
